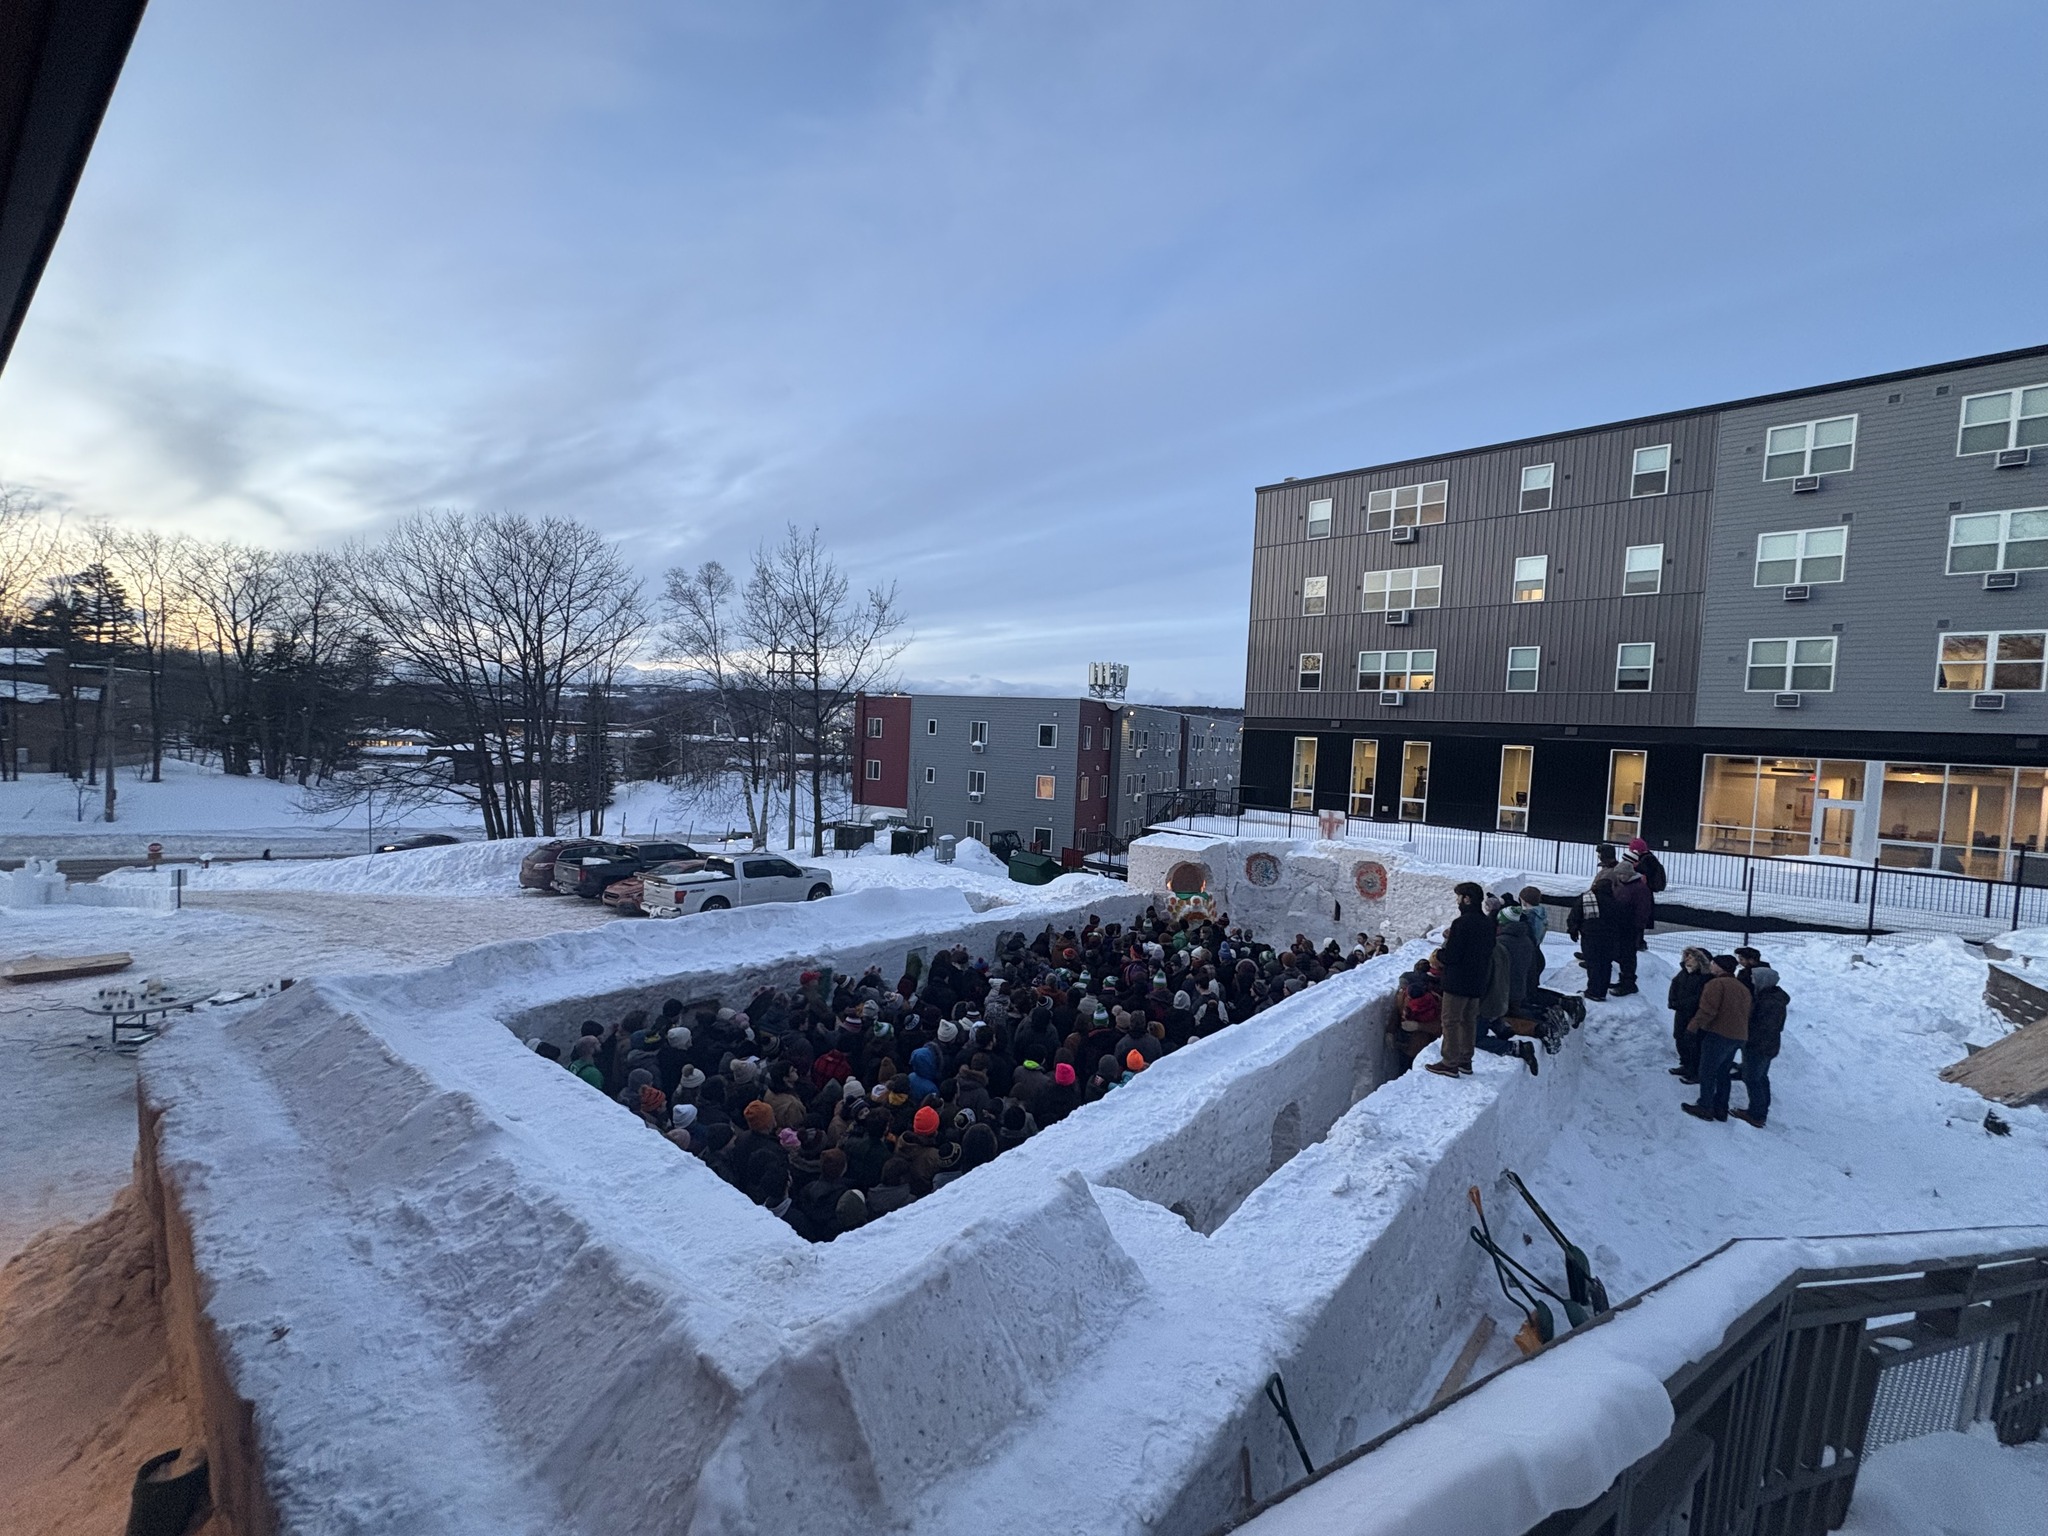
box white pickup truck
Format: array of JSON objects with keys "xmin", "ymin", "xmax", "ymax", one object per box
[{"xmin": 641, "ymin": 854, "xmax": 834, "ymax": 917}]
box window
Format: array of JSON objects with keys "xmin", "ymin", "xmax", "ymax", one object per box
[
  {"xmin": 1302, "ymin": 575, "xmax": 1328, "ymax": 616},
  {"xmin": 1957, "ymin": 384, "xmax": 2048, "ymax": 455},
  {"xmin": 1699, "ymin": 756, "xmax": 1868, "ymax": 859},
  {"xmin": 1307, "ymin": 497, "xmax": 1333, "ymax": 539},
  {"xmin": 1365, "ymin": 480, "xmax": 1448, "ymax": 532},
  {"xmin": 866, "ymin": 715, "xmax": 884, "ymax": 738},
  {"xmin": 1948, "ymin": 509, "xmax": 2048, "ymax": 574},
  {"xmin": 924, "ymin": 766, "xmax": 936, "ymax": 784},
  {"xmin": 1360, "ymin": 565, "xmax": 1442, "ymax": 611},
  {"xmin": 1032, "ymin": 827, "xmax": 1053, "ymax": 853},
  {"xmin": 1357, "ymin": 649, "xmax": 1437, "ymax": 692},
  {"xmin": 1520, "ymin": 463, "xmax": 1553, "ymax": 513},
  {"xmin": 1606, "ymin": 750, "xmax": 1647, "ymax": 842},
  {"xmin": 1615, "ymin": 642, "xmax": 1655, "ymax": 691},
  {"xmin": 1631, "ymin": 444, "xmax": 1671, "ymax": 498},
  {"xmin": 1879, "ymin": 762, "xmax": 2048, "ymax": 879},
  {"xmin": 1746, "ymin": 637, "xmax": 1838, "ymax": 692},
  {"xmin": 968, "ymin": 770, "xmax": 986, "ymax": 793},
  {"xmin": 1505, "ymin": 645, "xmax": 1540, "ymax": 692},
  {"xmin": 864, "ymin": 758, "xmax": 881, "ymax": 780},
  {"xmin": 1754, "ymin": 526, "xmax": 1847, "ymax": 586},
  {"xmin": 928, "ymin": 718, "xmax": 938, "ymax": 734},
  {"xmin": 1624, "ymin": 544, "xmax": 1664, "ymax": 595},
  {"xmin": 1079, "ymin": 776, "xmax": 1089, "ymax": 800},
  {"xmin": 969, "ymin": 720, "xmax": 987, "ymax": 746},
  {"xmin": 1298, "ymin": 653, "xmax": 1323, "ymax": 691},
  {"xmin": 1038, "ymin": 723, "xmax": 1058, "ymax": 748},
  {"xmin": 1937, "ymin": 631, "xmax": 2047, "ymax": 692},
  {"xmin": 966, "ymin": 819, "xmax": 984, "ymax": 842},
  {"xmin": 1400, "ymin": 741, "xmax": 1430, "ymax": 822},
  {"xmin": 1513, "ymin": 555, "xmax": 1547, "ymax": 603},
  {"xmin": 1348, "ymin": 739, "xmax": 1377, "ymax": 817},
  {"xmin": 1497, "ymin": 745, "xmax": 1533, "ymax": 833},
  {"xmin": 1290, "ymin": 736, "xmax": 1318, "ymax": 812},
  {"xmin": 1035, "ymin": 774, "xmax": 1056, "ymax": 799},
  {"xmin": 1764, "ymin": 415, "xmax": 1857, "ymax": 479}
]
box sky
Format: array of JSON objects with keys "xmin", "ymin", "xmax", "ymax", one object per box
[{"xmin": 3, "ymin": 1, "xmax": 2046, "ymax": 706}]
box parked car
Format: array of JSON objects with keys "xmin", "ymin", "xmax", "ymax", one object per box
[
  {"xmin": 642, "ymin": 854, "xmax": 833, "ymax": 917},
  {"xmin": 552, "ymin": 840, "xmax": 705, "ymax": 900},
  {"xmin": 600, "ymin": 860, "xmax": 707, "ymax": 916},
  {"xmin": 519, "ymin": 840, "xmax": 576, "ymax": 891},
  {"xmin": 374, "ymin": 832, "xmax": 461, "ymax": 854}
]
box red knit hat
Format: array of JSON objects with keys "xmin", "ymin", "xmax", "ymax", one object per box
[
  {"xmin": 743, "ymin": 1101, "xmax": 775, "ymax": 1134},
  {"xmin": 1125, "ymin": 1050, "xmax": 1147, "ymax": 1073},
  {"xmin": 1054, "ymin": 1062, "xmax": 1076, "ymax": 1086},
  {"xmin": 913, "ymin": 1106, "xmax": 940, "ymax": 1137}
]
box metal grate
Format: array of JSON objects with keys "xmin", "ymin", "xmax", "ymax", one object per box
[{"xmin": 1865, "ymin": 1335, "xmax": 2005, "ymax": 1453}]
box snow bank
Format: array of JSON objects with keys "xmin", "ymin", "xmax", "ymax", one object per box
[{"xmin": 99, "ymin": 837, "xmax": 542, "ymax": 896}]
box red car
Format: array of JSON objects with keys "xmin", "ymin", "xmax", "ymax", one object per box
[{"xmin": 602, "ymin": 860, "xmax": 707, "ymax": 915}]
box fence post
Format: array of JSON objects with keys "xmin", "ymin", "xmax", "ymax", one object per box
[
  {"xmin": 1553, "ymin": 839, "xmax": 1561, "ymax": 874},
  {"xmin": 1866, "ymin": 858, "xmax": 1880, "ymax": 944},
  {"xmin": 173, "ymin": 866, "xmax": 183, "ymax": 912},
  {"xmin": 2016, "ymin": 849, "xmax": 2028, "ymax": 933},
  {"xmin": 1743, "ymin": 865, "xmax": 1754, "ymax": 949},
  {"xmin": 1477, "ymin": 830, "xmax": 1485, "ymax": 867}
]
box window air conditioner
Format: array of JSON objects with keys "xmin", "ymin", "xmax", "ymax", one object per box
[
  {"xmin": 1384, "ymin": 609, "xmax": 1411, "ymax": 626},
  {"xmin": 1984, "ymin": 571, "xmax": 2021, "ymax": 590},
  {"xmin": 1995, "ymin": 448, "xmax": 2032, "ymax": 469},
  {"xmin": 1972, "ymin": 693, "xmax": 2007, "ymax": 711},
  {"xmin": 970, "ymin": 740, "xmax": 985, "ymax": 752},
  {"xmin": 1782, "ymin": 584, "xmax": 1811, "ymax": 601},
  {"xmin": 1792, "ymin": 475, "xmax": 1822, "ymax": 493},
  {"xmin": 1773, "ymin": 692, "xmax": 1802, "ymax": 709},
  {"xmin": 1378, "ymin": 690, "xmax": 1405, "ymax": 707},
  {"xmin": 968, "ymin": 790, "xmax": 984, "ymax": 802},
  {"xmin": 1388, "ymin": 525, "xmax": 1417, "ymax": 544}
]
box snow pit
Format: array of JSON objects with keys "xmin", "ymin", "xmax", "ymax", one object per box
[{"xmin": 134, "ymin": 839, "xmax": 1589, "ymax": 1535}]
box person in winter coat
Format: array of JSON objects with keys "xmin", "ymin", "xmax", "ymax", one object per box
[
  {"xmin": 1594, "ymin": 856, "xmax": 1652, "ymax": 995},
  {"xmin": 1392, "ymin": 961, "xmax": 1443, "ymax": 1069},
  {"xmin": 1036, "ymin": 1060, "xmax": 1081, "ymax": 1125},
  {"xmin": 1428, "ymin": 883, "xmax": 1495, "ymax": 1078},
  {"xmin": 1733, "ymin": 964, "xmax": 1789, "ymax": 1127},
  {"xmin": 1682, "ymin": 956, "xmax": 1751, "ymax": 1123},
  {"xmin": 907, "ymin": 1043, "xmax": 944, "ymax": 1101},
  {"xmin": 1666, "ymin": 947, "xmax": 1712, "ymax": 1082},
  {"xmin": 1567, "ymin": 877, "xmax": 1617, "ymax": 1002},
  {"xmin": 1494, "ymin": 900, "xmax": 1539, "ymax": 1013},
  {"xmin": 1626, "ymin": 837, "xmax": 1666, "ymax": 928},
  {"xmin": 1474, "ymin": 937, "xmax": 1539, "ymax": 1075}
]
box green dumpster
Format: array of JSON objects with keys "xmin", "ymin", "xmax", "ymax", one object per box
[{"xmin": 1008, "ymin": 850, "xmax": 1063, "ymax": 885}]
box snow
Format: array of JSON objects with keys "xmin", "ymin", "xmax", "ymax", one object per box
[
  {"xmin": 1837, "ymin": 1427, "xmax": 2048, "ymax": 1536},
  {"xmin": 100, "ymin": 836, "xmax": 545, "ymax": 896}
]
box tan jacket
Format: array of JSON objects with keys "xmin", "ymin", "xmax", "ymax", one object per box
[{"xmin": 1687, "ymin": 975, "xmax": 1751, "ymax": 1042}]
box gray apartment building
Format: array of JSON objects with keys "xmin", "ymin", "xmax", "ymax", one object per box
[
  {"xmin": 1243, "ymin": 344, "xmax": 2048, "ymax": 878},
  {"xmin": 854, "ymin": 692, "xmax": 1241, "ymax": 855}
]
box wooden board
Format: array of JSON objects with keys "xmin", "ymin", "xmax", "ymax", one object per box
[
  {"xmin": 1, "ymin": 951, "xmax": 133, "ymax": 983},
  {"xmin": 1941, "ymin": 1014, "xmax": 2048, "ymax": 1108}
]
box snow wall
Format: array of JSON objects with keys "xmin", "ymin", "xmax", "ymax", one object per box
[{"xmin": 135, "ymin": 844, "xmax": 1585, "ymax": 1536}]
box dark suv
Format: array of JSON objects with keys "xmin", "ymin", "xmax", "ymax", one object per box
[{"xmin": 551, "ymin": 839, "xmax": 705, "ymax": 899}]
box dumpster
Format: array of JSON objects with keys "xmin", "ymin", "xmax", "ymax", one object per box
[
  {"xmin": 936, "ymin": 834, "xmax": 956, "ymax": 864},
  {"xmin": 890, "ymin": 827, "xmax": 934, "ymax": 856},
  {"xmin": 1008, "ymin": 850, "xmax": 1063, "ymax": 885},
  {"xmin": 832, "ymin": 823, "xmax": 877, "ymax": 851}
]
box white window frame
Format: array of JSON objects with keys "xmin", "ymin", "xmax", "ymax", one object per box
[
  {"xmin": 1605, "ymin": 750, "xmax": 1647, "ymax": 842},
  {"xmin": 924, "ymin": 766, "xmax": 936, "ymax": 784},
  {"xmin": 1935, "ymin": 631, "xmax": 2048, "ymax": 693},
  {"xmin": 1298, "ymin": 652, "xmax": 1324, "ymax": 691},
  {"xmin": 864, "ymin": 758, "xmax": 882, "ymax": 781},
  {"xmin": 1753, "ymin": 525, "xmax": 1848, "ymax": 587},
  {"xmin": 1615, "ymin": 642, "xmax": 1656, "ymax": 691},
  {"xmin": 1038, "ymin": 722, "xmax": 1058, "ymax": 749},
  {"xmin": 1034, "ymin": 774, "xmax": 1056, "ymax": 800},
  {"xmin": 966, "ymin": 819, "xmax": 984, "ymax": 842},
  {"xmin": 1630, "ymin": 444, "xmax": 1671, "ymax": 499},
  {"xmin": 928, "ymin": 717, "xmax": 938, "ymax": 734},
  {"xmin": 968, "ymin": 769, "xmax": 986, "ymax": 794},
  {"xmin": 1745, "ymin": 636, "xmax": 1838, "ymax": 693},
  {"xmin": 1519, "ymin": 463, "xmax": 1553, "ymax": 513},
  {"xmin": 1957, "ymin": 383, "xmax": 2048, "ymax": 456},
  {"xmin": 1947, "ymin": 508, "xmax": 2048, "ymax": 575},
  {"xmin": 1505, "ymin": 645, "xmax": 1540, "ymax": 692},
  {"xmin": 1290, "ymin": 736, "xmax": 1317, "ymax": 812},
  {"xmin": 968, "ymin": 720, "xmax": 987, "ymax": 745},
  {"xmin": 1356, "ymin": 649, "xmax": 1438, "ymax": 693},
  {"xmin": 1497, "ymin": 745, "xmax": 1533, "ymax": 832},
  {"xmin": 1302, "ymin": 575, "xmax": 1328, "ymax": 616},
  {"xmin": 1623, "ymin": 543, "xmax": 1664, "ymax": 595},
  {"xmin": 1512, "ymin": 554, "xmax": 1547, "ymax": 603},
  {"xmin": 1399, "ymin": 741, "xmax": 1430, "ymax": 823},
  {"xmin": 1361, "ymin": 565, "xmax": 1443, "ymax": 611},
  {"xmin": 1033, "ymin": 827, "xmax": 1054, "ymax": 852},
  {"xmin": 1364, "ymin": 480, "xmax": 1449, "ymax": 533},
  {"xmin": 1763, "ymin": 414, "xmax": 1857, "ymax": 480},
  {"xmin": 866, "ymin": 715, "xmax": 884, "ymax": 738},
  {"xmin": 1306, "ymin": 497, "xmax": 1333, "ymax": 540}
]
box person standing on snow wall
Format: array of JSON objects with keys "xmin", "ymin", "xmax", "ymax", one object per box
[
  {"xmin": 1592, "ymin": 844, "xmax": 1651, "ymax": 997},
  {"xmin": 1682, "ymin": 955, "xmax": 1751, "ymax": 1123},
  {"xmin": 1567, "ymin": 852, "xmax": 1620, "ymax": 1002},
  {"xmin": 1427, "ymin": 881, "xmax": 1495, "ymax": 1079}
]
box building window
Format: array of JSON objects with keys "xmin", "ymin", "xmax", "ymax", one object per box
[
  {"xmin": 1747, "ymin": 636, "xmax": 1837, "ymax": 692},
  {"xmin": 864, "ymin": 758, "xmax": 882, "ymax": 780},
  {"xmin": 1306, "ymin": 497, "xmax": 1333, "ymax": 539},
  {"xmin": 1624, "ymin": 543, "xmax": 1664, "ymax": 595},
  {"xmin": 1361, "ymin": 565, "xmax": 1442, "ymax": 611},
  {"xmin": 1497, "ymin": 745, "xmax": 1533, "ymax": 833},
  {"xmin": 1298, "ymin": 653, "xmax": 1323, "ymax": 691},
  {"xmin": 1038, "ymin": 723, "xmax": 1058, "ymax": 748},
  {"xmin": 1365, "ymin": 480, "xmax": 1448, "ymax": 532},
  {"xmin": 1032, "ymin": 827, "xmax": 1053, "ymax": 852},
  {"xmin": 1302, "ymin": 575, "xmax": 1328, "ymax": 616},
  {"xmin": 1348, "ymin": 739, "xmax": 1377, "ymax": 817},
  {"xmin": 1764, "ymin": 415, "xmax": 1857, "ymax": 479},
  {"xmin": 1079, "ymin": 776, "xmax": 1089, "ymax": 800},
  {"xmin": 923, "ymin": 815, "xmax": 933, "ymax": 829},
  {"xmin": 966, "ymin": 819, "xmax": 984, "ymax": 842},
  {"xmin": 1630, "ymin": 444, "xmax": 1671, "ymax": 498},
  {"xmin": 1290, "ymin": 736, "xmax": 1318, "ymax": 812},
  {"xmin": 1879, "ymin": 762, "xmax": 2048, "ymax": 879},
  {"xmin": 1948, "ymin": 508, "xmax": 2048, "ymax": 574},
  {"xmin": 1700, "ymin": 756, "xmax": 1866, "ymax": 860},
  {"xmin": 924, "ymin": 766, "xmax": 936, "ymax": 784},
  {"xmin": 1035, "ymin": 774, "xmax": 1056, "ymax": 799},
  {"xmin": 928, "ymin": 718, "xmax": 938, "ymax": 734},
  {"xmin": 1615, "ymin": 642, "xmax": 1655, "ymax": 691},
  {"xmin": 968, "ymin": 769, "xmax": 986, "ymax": 793},
  {"xmin": 1357, "ymin": 649, "xmax": 1437, "ymax": 692},
  {"xmin": 1520, "ymin": 463, "xmax": 1553, "ymax": 513},
  {"xmin": 969, "ymin": 720, "xmax": 987, "ymax": 746},
  {"xmin": 1399, "ymin": 741, "xmax": 1430, "ymax": 822},
  {"xmin": 1754, "ymin": 526, "xmax": 1848, "ymax": 586},
  {"xmin": 1505, "ymin": 645, "xmax": 1540, "ymax": 692},
  {"xmin": 866, "ymin": 716, "xmax": 884, "ymax": 738},
  {"xmin": 1936, "ymin": 631, "xmax": 2047, "ymax": 692},
  {"xmin": 1957, "ymin": 383, "xmax": 2048, "ymax": 455},
  {"xmin": 1512, "ymin": 554, "xmax": 1547, "ymax": 603},
  {"xmin": 1606, "ymin": 750, "xmax": 1647, "ymax": 841}
]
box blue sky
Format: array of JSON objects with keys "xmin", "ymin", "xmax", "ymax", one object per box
[{"xmin": 3, "ymin": 0, "xmax": 2045, "ymax": 704}]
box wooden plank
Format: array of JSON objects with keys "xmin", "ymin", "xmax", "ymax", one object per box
[
  {"xmin": 2, "ymin": 951, "xmax": 133, "ymax": 983},
  {"xmin": 1429, "ymin": 1313, "xmax": 1497, "ymax": 1407},
  {"xmin": 1941, "ymin": 1008, "xmax": 2048, "ymax": 1108}
]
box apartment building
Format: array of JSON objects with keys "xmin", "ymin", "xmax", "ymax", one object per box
[{"xmin": 1242, "ymin": 344, "xmax": 2048, "ymax": 877}]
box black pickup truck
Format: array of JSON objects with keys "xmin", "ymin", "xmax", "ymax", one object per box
[{"xmin": 550, "ymin": 839, "xmax": 705, "ymax": 899}]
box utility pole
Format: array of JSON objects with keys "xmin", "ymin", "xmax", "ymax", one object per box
[
  {"xmin": 101, "ymin": 672, "xmax": 116, "ymax": 822},
  {"xmin": 785, "ymin": 651, "xmax": 797, "ymax": 854}
]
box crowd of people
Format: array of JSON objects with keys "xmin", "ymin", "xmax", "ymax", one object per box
[
  {"xmin": 1667, "ymin": 945, "xmax": 1790, "ymax": 1127},
  {"xmin": 1389, "ymin": 882, "xmax": 1576, "ymax": 1077},
  {"xmin": 530, "ymin": 910, "xmax": 1394, "ymax": 1241}
]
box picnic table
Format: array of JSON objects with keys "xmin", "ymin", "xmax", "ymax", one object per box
[{"xmin": 83, "ymin": 983, "xmax": 212, "ymax": 1050}]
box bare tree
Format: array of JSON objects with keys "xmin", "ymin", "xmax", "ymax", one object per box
[
  {"xmin": 178, "ymin": 540, "xmax": 287, "ymax": 775},
  {"xmin": 0, "ymin": 486, "xmax": 62, "ymax": 779},
  {"xmin": 662, "ymin": 560, "xmax": 781, "ymax": 848},
  {"xmin": 109, "ymin": 527, "xmax": 193, "ymax": 782}
]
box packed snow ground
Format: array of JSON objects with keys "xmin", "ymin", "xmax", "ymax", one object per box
[{"xmin": 1837, "ymin": 1427, "xmax": 2048, "ymax": 1536}]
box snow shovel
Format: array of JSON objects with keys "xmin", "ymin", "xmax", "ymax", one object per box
[
  {"xmin": 1505, "ymin": 1171, "xmax": 1611, "ymax": 1316},
  {"xmin": 1468, "ymin": 1186, "xmax": 1555, "ymax": 1355}
]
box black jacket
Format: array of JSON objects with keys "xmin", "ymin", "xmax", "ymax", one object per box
[
  {"xmin": 1667, "ymin": 968, "xmax": 1709, "ymax": 1027},
  {"xmin": 1748, "ymin": 970, "xmax": 1790, "ymax": 1057},
  {"xmin": 1440, "ymin": 908, "xmax": 1496, "ymax": 999}
]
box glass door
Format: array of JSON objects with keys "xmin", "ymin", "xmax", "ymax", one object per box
[
  {"xmin": 1814, "ymin": 759, "xmax": 1866, "ymax": 859},
  {"xmin": 1290, "ymin": 736, "xmax": 1318, "ymax": 812},
  {"xmin": 1400, "ymin": 741, "xmax": 1430, "ymax": 822},
  {"xmin": 1497, "ymin": 745, "xmax": 1533, "ymax": 833},
  {"xmin": 1348, "ymin": 739, "xmax": 1378, "ymax": 818},
  {"xmin": 1605, "ymin": 750, "xmax": 1647, "ymax": 843}
]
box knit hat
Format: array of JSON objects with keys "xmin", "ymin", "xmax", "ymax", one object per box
[
  {"xmin": 524, "ymin": 1036, "xmax": 544, "ymax": 1050},
  {"xmin": 743, "ymin": 1101, "xmax": 776, "ymax": 1133},
  {"xmin": 1173, "ymin": 991, "xmax": 1191, "ymax": 1011},
  {"xmin": 777, "ymin": 1128, "xmax": 800, "ymax": 1149},
  {"xmin": 1125, "ymin": 1049, "xmax": 1147, "ymax": 1072},
  {"xmin": 913, "ymin": 1106, "xmax": 941, "ymax": 1137},
  {"xmin": 835, "ymin": 1189, "xmax": 868, "ymax": 1229},
  {"xmin": 666, "ymin": 1026, "xmax": 692, "ymax": 1049},
  {"xmin": 638, "ymin": 1084, "xmax": 667, "ymax": 1115},
  {"xmin": 675, "ymin": 1066, "xmax": 705, "ymax": 1090},
  {"xmin": 1054, "ymin": 1062, "xmax": 1076, "ymax": 1086},
  {"xmin": 670, "ymin": 1103, "xmax": 697, "ymax": 1131},
  {"xmin": 730, "ymin": 1057, "xmax": 760, "ymax": 1085},
  {"xmin": 842, "ymin": 1077, "xmax": 864, "ymax": 1102},
  {"xmin": 938, "ymin": 1020, "xmax": 959, "ymax": 1043}
]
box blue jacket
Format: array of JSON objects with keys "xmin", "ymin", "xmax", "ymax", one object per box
[{"xmin": 908, "ymin": 1044, "xmax": 943, "ymax": 1099}]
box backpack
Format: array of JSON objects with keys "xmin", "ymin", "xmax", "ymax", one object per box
[{"xmin": 1636, "ymin": 851, "xmax": 1668, "ymax": 894}]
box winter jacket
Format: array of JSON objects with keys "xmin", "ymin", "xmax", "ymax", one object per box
[
  {"xmin": 1567, "ymin": 888, "xmax": 1611, "ymax": 941},
  {"xmin": 1479, "ymin": 943, "xmax": 1512, "ymax": 1023},
  {"xmin": 1397, "ymin": 977, "xmax": 1441, "ymax": 1030},
  {"xmin": 1606, "ymin": 866, "xmax": 1653, "ymax": 932},
  {"xmin": 1666, "ymin": 968, "xmax": 1709, "ymax": 1028},
  {"xmin": 1495, "ymin": 917, "xmax": 1538, "ymax": 1010},
  {"xmin": 908, "ymin": 1045, "xmax": 943, "ymax": 1100},
  {"xmin": 1035, "ymin": 1080, "xmax": 1081, "ymax": 1125},
  {"xmin": 1633, "ymin": 850, "xmax": 1668, "ymax": 895},
  {"xmin": 1747, "ymin": 967, "xmax": 1789, "ymax": 1058},
  {"xmin": 1521, "ymin": 903, "xmax": 1550, "ymax": 945},
  {"xmin": 1440, "ymin": 907, "xmax": 1497, "ymax": 999},
  {"xmin": 1687, "ymin": 975, "xmax": 1751, "ymax": 1042}
]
